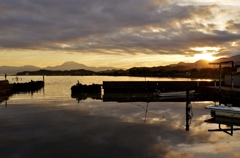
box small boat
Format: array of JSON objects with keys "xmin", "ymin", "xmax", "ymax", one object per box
[
  {"xmin": 205, "ymin": 105, "xmax": 240, "ymax": 119},
  {"xmin": 153, "ymin": 90, "xmax": 195, "ymax": 97}
]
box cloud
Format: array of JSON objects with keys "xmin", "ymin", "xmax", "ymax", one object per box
[{"xmin": 0, "ymin": 0, "xmax": 240, "ymax": 57}]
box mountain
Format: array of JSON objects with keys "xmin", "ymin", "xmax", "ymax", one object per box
[
  {"xmin": 166, "ymin": 54, "xmax": 240, "ymax": 69},
  {"xmin": 43, "ymin": 61, "xmax": 116, "ymax": 72},
  {"xmin": 0, "ymin": 65, "xmax": 40, "ymax": 75},
  {"xmin": 44, "ymin": 62, "xmax": 89, "ymax": 71},
  {"xmin": 1, "ymin": 54, "xmax": 240, "ymax": 75},
  {"xmin": 214, "ymin": 54, "xmax": 240, "ymax": 63},
  {"xmin": 0, "ymin": 61, "xmax": 117, "ymax": 75},
  {"xmin": 168, "ymin": 59, "xmax": 214, "ymax": 69}
]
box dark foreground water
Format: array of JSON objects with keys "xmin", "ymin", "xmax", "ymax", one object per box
[{"xmin": 0, "ymin": 76, "xmax": 239, "ymax": 158}]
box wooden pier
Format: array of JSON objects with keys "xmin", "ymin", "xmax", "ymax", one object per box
[
  {"xmin": 103, "ymin": 81, "xmax": 215, "ymax": 93},
  {"xmin": 197, "ymin": 86, "xmax": 240, "ymax": 105}
]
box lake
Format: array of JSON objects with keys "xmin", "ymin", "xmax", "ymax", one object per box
[{"xmin": 0, "ymin": 76, "xmax": 239, "ymax": 158}]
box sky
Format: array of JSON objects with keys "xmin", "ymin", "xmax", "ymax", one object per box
[{"xmin": 1, "ymin": 0, "xmax": 240, "ymax": 69}]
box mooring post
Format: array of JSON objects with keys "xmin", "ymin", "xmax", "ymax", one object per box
[
  {"xmin": 219, "ymin": 64, "xmax": 222, "ymax": 92},
  {"xmin": 186, "ymin": 89, "xmax": 189, "ymax": 105},
  {"xmin": 186, "ymin": 89, "xmax": 190, "ymax": 131},
  {"xmin": 231, "ymin": 61, "xmax": 234, "ymax": 90},
  {"xmin": 43, "ymin": 74, "xmax": 45, "ymax": 82}
]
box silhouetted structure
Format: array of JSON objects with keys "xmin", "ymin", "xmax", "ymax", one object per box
[
  {"xmin": 11, "ymin": 81, "xmax": 44, "ymax": 93},
  {"xmin": 71, "ymin": 82, "xmax": 102, "ymax": 93}
]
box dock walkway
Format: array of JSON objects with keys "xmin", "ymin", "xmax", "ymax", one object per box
[{"xmin": 197, "ymin": 86, "xmax": 240, "ymax": 105}]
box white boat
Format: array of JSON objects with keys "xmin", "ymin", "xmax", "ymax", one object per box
[
  {"xmin": 154, "ymin": 90, "xmax": 195, "ymax": 97},
  {"xmin": 205, "ymin": 105, "xmax": 240, "ymax": 119}
]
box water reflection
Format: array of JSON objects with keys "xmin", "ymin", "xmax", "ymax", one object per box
[
  {"xmin": 1, "ymin": 76, "xmax": 240, "ymax": 157},
  {"xmin": 71, "ymin": 91, "xmax": 204, "ymax": 103},
  {"xmin": 72, "ymin": 91, "xmax": 240, "ymax": 137},
  {"xmin": 72, "ymin": 93, "xmax": 102, "ymax": 103},
  {"xmin": 186, "ymin": 101, "xmax": 193, "ymax": 131},
  {"xmin": 204, "ymin": 102, "xmax": 240, "ymax": 136},
  {"xmin": 205, "ymin": 117, "xmax": 240, "ymax": 136}
]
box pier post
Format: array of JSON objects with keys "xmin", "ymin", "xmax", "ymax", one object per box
[
  {"xmin": 186, "ymin": 89, "xmax": 190, "ymax": 131},
  {"xmin": 231, "ymin": 62, "xmax": 234, "ymax": 90},
  {"xmin": 219, "ymin": 64, "xmax": 221, "ymax": 92}
]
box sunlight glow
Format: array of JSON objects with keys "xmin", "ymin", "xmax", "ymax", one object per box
[
  {"xmin": 194, "ymin": 53, "xmax": 218, "ymax": 61},
  {"xmin": 191, "ymin": 47, "xmax": 220, "ymax": 61},
  {"xmin": 191, "ymin": 47, "xmax": 220, "ymax": 52}
]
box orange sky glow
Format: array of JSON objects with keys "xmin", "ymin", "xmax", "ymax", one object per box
[{"xmin": 0, "ymin": 0, "xmax": 239, "ymax": 69}]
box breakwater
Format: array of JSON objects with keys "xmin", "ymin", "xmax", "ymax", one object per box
[
  {"xmin": 11, "ymin": 81, "xmax": 44, "ymax": 93},
  {"xmin": 0, "ymin": 80, "xmax": 44, "ymax": 96},
  {"xmin": 0, "ymin": 80, "xmax": 13, "ymax": 95}
]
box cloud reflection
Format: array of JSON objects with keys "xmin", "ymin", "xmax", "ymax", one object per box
[{"xmin": 1, "ymin": 99, "xmax": 240, "ymax": 157}]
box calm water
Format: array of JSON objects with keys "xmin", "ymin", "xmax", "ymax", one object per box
[{"xmin": 0, "ymin": 76, "xmax": 239, "ymax": 158}]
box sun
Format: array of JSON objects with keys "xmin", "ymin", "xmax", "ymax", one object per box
[
  {"xmin": 191, "ymin": 47, "xmax": 220, "ymax": 61},
  {"xmin": 194, "ymin": 53, "xmax": 218, "ymax": 61}
]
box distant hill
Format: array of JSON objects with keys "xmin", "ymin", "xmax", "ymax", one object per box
[
  {"xmin": 1, "ymin": 54, "xmax": 240, "ymax": 75},
  {"xmin": 0, "ymin": 65, "xmax": 40, "ymax": 75},
  {"xmin": 166, "ymin": 54, "xmax": 240, "ymax": 69},
  {"xmin": 17, "ymin": 69, "xmax": 96, "ymax": 76},
  {"xmin": 0, "ymin": 61, "xmax": 117, "ymax": 75},
  {"xmin": 43, "ymin": 61, "xmax": 116, "ymax": 72},
  {"xmin": 168, "ymin": 60, "xmax": 214, "ymax": 69},
  {"xmin": 214, "ymin": 54, "xmax": 240, "ymax": 63}
]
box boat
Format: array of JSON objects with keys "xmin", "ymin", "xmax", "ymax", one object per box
[
  {"xmin": 153, "ymin": 90, "xmax": 195, "ymax": 97},
  {"xmin": 205, "ymin": 105, "xmax": 240, "ymax": 119}
]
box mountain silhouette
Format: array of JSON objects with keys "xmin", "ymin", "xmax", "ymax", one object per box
[
  {"xmin": 43, "ymin": 61, "xmax": 116, "ymax": 72},
  {"xmin": 1, "ymin": 54, "xmax": 240, "ymax": 75},
  {"xmin": 0, "ymin": 65, "xmax": 40, "ymax": 75},
  {"xmin": 168, "ymin": 59, "xmax": 214, "ymax": 69},
  {"xmin": 214, "ymin": 54, "xmax": 240, "ymax": 63},
  {"xmin": 0, "ymin": 62, "xmax": 116, "ymax": 75}
]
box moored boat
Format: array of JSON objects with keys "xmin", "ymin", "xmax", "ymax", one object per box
[
  {"xmin": 153, "ymin": 90, "xmax": 195, "ymax": 97},
  {"xmin": 205, "ymin": 105, "xmax": 240, "ymax": 119}
]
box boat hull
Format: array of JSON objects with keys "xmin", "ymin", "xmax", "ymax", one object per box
[{"xmin": 205, "ymin": 105, "xmax": 240, "ymax": 119}]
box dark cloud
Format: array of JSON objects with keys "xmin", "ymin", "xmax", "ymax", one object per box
[
  {"xmin": 226, "ymin": 20, "xmax": 240, "ymax": 32},
  {"xmin": 0, "ymin": 0, "xmax": 240, "ymax": 57}
]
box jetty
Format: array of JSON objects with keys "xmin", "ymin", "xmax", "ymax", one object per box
[
  {"xmin": 197, "ymin": 86, "xmax": 240, "ymax": 105},
  {"xmin": 70, "ymin": 80, "xmax": 240, "ymax": 103},
  {"xmin": 0, "ymin": 80, "xmax": 44, "ymax": 97},
  {"xmin": 0, "ymin": 80, "xmax": 13, "ymax": 95},
  {"xmin": 70, "ymin": 81, "xmax": 213, "ymax": 94},
  {"xmin": 102, "ymin": 81, "xmax": 214, "ymax": 93},
  {"xmin": 11, "ymin": 80, "xmax": 44, "ymax": 93}
]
